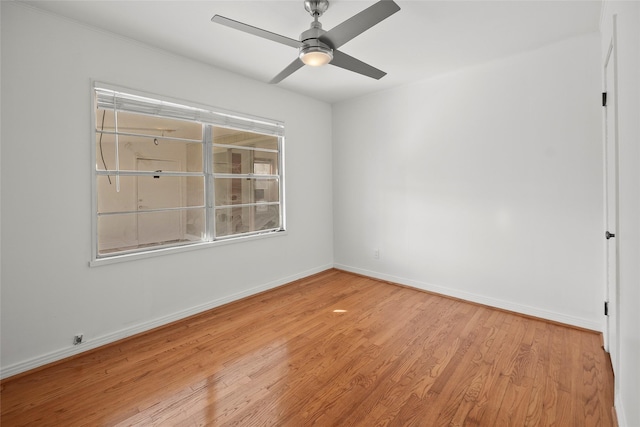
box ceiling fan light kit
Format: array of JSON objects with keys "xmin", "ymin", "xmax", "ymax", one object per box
[
  {"xmin": 211, "ymin": 0, "xmax": 400, "ymax": 83},
  {"xmin": 299, "ymin": 44, "xmax": 333, "ymax": 67},
  {"xmin": 298, "ymin": 19, "xmax": 333, "ymax": 67}
]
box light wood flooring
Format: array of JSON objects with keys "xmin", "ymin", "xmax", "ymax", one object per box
[{"xmin": 1, "ymin": 269, "xmax": 615, "ymax": 426}]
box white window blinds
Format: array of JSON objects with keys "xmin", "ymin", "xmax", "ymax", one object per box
[{"xmin": 95, "ymin": 86, "xmax": 285, "ymax": 137}]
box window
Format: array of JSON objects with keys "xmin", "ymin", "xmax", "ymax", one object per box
[{"xmin": 92, "ymin": 84, "xmax": 285, "ymax": 263}]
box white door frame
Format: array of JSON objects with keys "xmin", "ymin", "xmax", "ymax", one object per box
[{"xmin": 602, "ymin": 16, "xmax": 619, "ymax": 380}]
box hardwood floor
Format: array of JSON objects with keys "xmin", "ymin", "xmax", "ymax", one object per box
[{"xmin": 1, "ymin": 269, "xmax": 615, "ymax": 426}]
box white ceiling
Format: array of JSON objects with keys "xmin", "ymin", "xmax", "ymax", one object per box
[{"xmin": 20, "ymin": 0, "xmax": 602, "ymax": 104}]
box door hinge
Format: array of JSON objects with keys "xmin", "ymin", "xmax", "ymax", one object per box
[
  {"xmin": 604, "ymin": 301, "xmax": 609, "ymax": 316},
  {"xmin": 602, "ymin": 92, "xmax": 607, "ymax": 107}
]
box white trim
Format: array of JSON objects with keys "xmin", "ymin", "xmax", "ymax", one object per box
[
  {"xmin": 602, "ymin": 36, "xmax": 613, "ymax": 352},
  {"xmin": 334, "ymin": 263, "xmax": 602, "ymax": 332},
  {"xmin": 615, "ymin": 394, "xmax": 626, "ymax": 427},
  {"xmin": 0, "ymin": 264, "xmax": 334, "ymax": 380},
  {"xmin": 91, "ymin": 82, "xmax": 286, "ymax": 265},
  {"xmin": 90, "ymin": 229, "xmax": 288, "ymax": 267},
  {"xmin": 1, "ymin": 263, "xmax": 605, "ymax": 379}
]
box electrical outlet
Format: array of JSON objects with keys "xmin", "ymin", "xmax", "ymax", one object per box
[
  {"xmin": 73, "ymin": 334, "xmax": 84, "ymax": 345},
  {"xmin": 373, "ymin": 249, "xmax": 380, "ymax": 259}
]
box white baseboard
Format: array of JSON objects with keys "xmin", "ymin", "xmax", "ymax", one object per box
[
  {"xmin": 2, "ymin": 262, "xmax": 602, "ymax": 380},
  {"xmin": 0, "ymin": 263, "xmax": 333, "ymax": 380},
  {"xmin": 615, "ymin": 393, "xmax": 627, "ymax": 427},
  {"xmin": 334, "ymin": 264, "xmax": 602, "ymax": 332}
]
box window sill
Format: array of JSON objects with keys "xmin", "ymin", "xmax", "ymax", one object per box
[{"xmin": 89, "ymin": 229, "xmax": 287, "ymax": 267}]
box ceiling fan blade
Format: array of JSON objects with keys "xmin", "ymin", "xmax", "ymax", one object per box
[
  {"xmin": 330, "ymin": 50, "xmax": 386, "ymax": 80},
  {"xmin": 270, "ymin": 58, "xmax": 305, "ymax": 84},
  {"xmin": 212, "ymin": 15, "xmax": 302, "ymax": 49},
  {"xmin": 319, "ymin": 0, "xmax": 400, "ymax": 49}
]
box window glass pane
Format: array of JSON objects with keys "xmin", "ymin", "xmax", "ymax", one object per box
[
  {"xmin": 97, "ymin": 212, "xmax": 138, "ymax": 254},
  {"xmin": 97, "ymin": 176, "xmax": 204, "ymax": 213},
  {"xmin": 213, "ymin": 127, "xmax": 278, "ymax": 150},
  {"xmin": 95, "ymin": 133, "xmax": 203, "ymax": 173},
  {"xmin": 215, "ymin": 205, "xmax": 280, "ymax": 238},
  {"xmin": 94, "ymin": 86, "xmax": 284, "ymax": 260},
  {"xmin": 186, "ymin": 209, "xmax": 206, "ymax": 240},
  {"xmin": 95, "ymin": 132, "xmax": 116, "ymax": 172},
  {"xmin": 253, "ymin": 179, "xmax": 280, "ymax": 204},
  {"xmin": 96, "ymin": 109, "xmax": 203, "ymax": 141},
  {"xmin": 186, "ymin": 176, "xmax": 206, "ymax": 210},
  {"xmin": 97, "ymin": 208, "xmax": 205, "ymax": 255},
  {"xmin": 213, "ymin": 148, "xmax": 250, "ymax": 174},
  {"xmin": 97, "ymin": 175, "xmax": 137, "ymax": 214},
  {"xmin": 186, "ymin": 143, "xmax": 203, "ymax": 173},
  {"xmin": 214, "ymin": 178, "xmax": 279, "ymax": 206},
  {"xmin": 253, "ymin": 153, "xmax": 279, "ymax": 175},
  {"xmin": 135, "ymin": 175, "xmax": 204, "ymax": 210}
]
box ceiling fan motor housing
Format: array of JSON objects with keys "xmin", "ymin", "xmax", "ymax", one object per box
[{"xmin": 299, "ymin": 21, "xmax": 333, "ymax": 65}]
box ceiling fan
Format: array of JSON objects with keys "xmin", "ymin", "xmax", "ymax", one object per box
[{"xmin": 211, "ymin": 0, "xmax": 401, "ymax": 84}]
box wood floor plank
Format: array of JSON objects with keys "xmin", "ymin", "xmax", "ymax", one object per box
[{"xmin": 0, "ymin": 269, "xmax": 616, "ymax": 426}]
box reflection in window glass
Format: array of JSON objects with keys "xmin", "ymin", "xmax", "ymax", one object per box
[
  {"xmin": 94, "ymin": 86, "xmax": 284, "ymax": 260},
  {"xmin": 211, "ymin": 126, "xmax": 281, "ymax": 239},
  {"xmin": 215, "ymin": 205, "xmax": 280, "ymax": 238}
]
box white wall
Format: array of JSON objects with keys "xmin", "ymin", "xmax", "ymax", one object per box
[
  {"xmin": 601, "ymin": 2, "xmax": 640, "ymax": 426},
  {"xmin": 2, "ymin": 6, "xmax": 633, "ymax": 421},
  {"xmin": 333, "ymin": 33, "xmax": 604, "ymax": 330},
  {"xmin": 0, "ymin": 3, "xmax": 333, "ymax": 377}
]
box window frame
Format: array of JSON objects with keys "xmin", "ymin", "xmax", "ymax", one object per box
[{"xmin": 90, "ymin": 82, "xmax": 286, "ymax": 266}]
